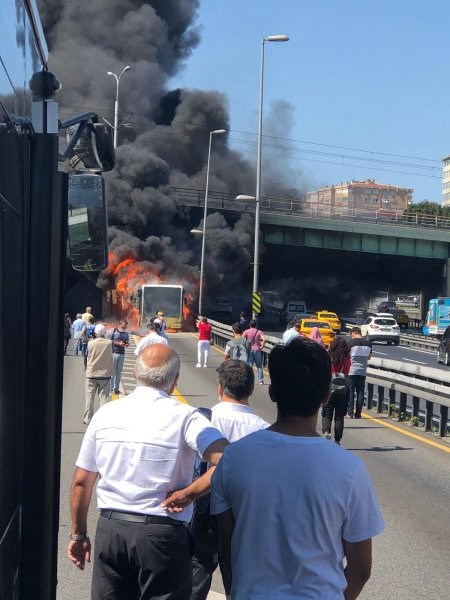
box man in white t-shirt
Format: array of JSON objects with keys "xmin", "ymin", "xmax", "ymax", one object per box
[
  {"xmin": 191, "ymin": 360, "xmax": 269, "ymax": 600},
  {"xmin": 211, "ymin": 337, "xmax": 384, "ymax": 600},
  {"xmin": 282, "ymin": 320, "xmax": 300, "ymax": 346},
  {"xmin": 134, "ymin": 321, "xmax": 168, "ymax": 356},
  {"xmin": 67, "ymin": 344, "xmax": 227, "ymax": 600}
]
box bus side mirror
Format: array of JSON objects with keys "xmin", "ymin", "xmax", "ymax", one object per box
[{"xmin": 68, "ymin": 174, "xmax": 108, "ymax": 272}]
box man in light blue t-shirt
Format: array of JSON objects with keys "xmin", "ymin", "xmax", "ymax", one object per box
[
  {"xmin": 211, "ymin": 337, "xmax": 384, "ymax": 600},
  {"xmin": 71, "ymin": 313, "xmax": 85, "ymax": 355}
]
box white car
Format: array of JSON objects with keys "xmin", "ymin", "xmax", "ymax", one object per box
[
  {"xmin": 211, "ymin": 297, "xmax": 232, "ymax": 315},
  {"xmin": 360, "ymin": 314, "xmax": 400, "ymax": 345}
]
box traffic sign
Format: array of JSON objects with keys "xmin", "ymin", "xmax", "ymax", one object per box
[{"xmin": 252, "ymin": 292, "xmax": 261, "ymax": 314}]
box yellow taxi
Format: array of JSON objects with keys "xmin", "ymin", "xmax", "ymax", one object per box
[
  {"xmin": 315, "ymin": 311, "xmax": 341, "ymax": 334},
  {"xmin": 299, "ymin": 318, "xmax": 335, "ymax": 348}
]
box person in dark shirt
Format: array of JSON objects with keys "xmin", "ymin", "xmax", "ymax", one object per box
[{"xmin": 108, "ymin": 320, "xmax": 129, "ymax": 395}]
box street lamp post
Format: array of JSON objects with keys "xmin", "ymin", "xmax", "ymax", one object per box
[
  {"xmin": 107, "ymin": 66, "xmax": 131, "ymax": 149},
  {"xmin": 193, "ymin": 129, "xmax": 226, "ymax": 316},
  {"xmin": 252, "ymin": 34, "xmax": 289, "ymax": 319}
]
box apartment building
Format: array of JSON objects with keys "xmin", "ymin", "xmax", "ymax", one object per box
[
  {"xmin": 442, "ymin": 155, "xmax": 450, "ymax": 206},
  {"xmin": 305, "ymin": 179, "xmax": 413, "ymax": 213}
]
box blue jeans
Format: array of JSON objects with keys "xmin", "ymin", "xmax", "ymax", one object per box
[
  {"xmin": 248, "ymin": 350, "xmax": 264, "ymax": 382},
  {"xmin": 347, "ymin": 375, "xmax": 366, "ymax": 417},
  {"xmin": 73, "ymin": 333, "xmax": 80, "ymax": 355},
  {"xmin": 110, "ymin": 353, "xmax": 125, "ymax": 392}
]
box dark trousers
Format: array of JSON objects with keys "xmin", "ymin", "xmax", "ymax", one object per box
[
  {"xmin": 91, "ymin": 514, "xmax": 192, "ymax": 600},
  {"xmin": 191, "ymin": 548, "xmax": 231, "ymax": 600},
  {"xmin": 347, "ymin": 375, "xmax": 366, "ymax": 417},
  {"xmin": 322, "ymin": 392, "xmax": 348, "ymax": 441}
]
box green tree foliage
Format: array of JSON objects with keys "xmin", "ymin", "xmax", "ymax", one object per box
[{"xmin": 404, "ymin": 200, "xmax": 442, "ymax": 215}]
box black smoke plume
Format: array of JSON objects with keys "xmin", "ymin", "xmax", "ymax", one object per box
[{"xmin": 38, "ymin": 0, "xmax": 301, "ymax": 313}]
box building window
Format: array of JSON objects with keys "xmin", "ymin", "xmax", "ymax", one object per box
[{"xmin": 372, "ymin": 198, "xmax": 379, "ymax": 203}]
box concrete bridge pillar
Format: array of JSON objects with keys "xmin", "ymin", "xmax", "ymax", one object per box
[{"xmin": 445, "ymin": 258, "xmax": 450, "ymax": 296}]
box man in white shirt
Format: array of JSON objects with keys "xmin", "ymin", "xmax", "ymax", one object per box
[
  {"xmin": 211, "ymin": 337, "xmax": 384, "ymax": 600},
  {"xmin": 191, "ymin": 361, "xmax": 269, "ymax": 600},
  {"xmin": 67, "ymin": 344, "xmax": 227, "ymax": 600},
  {"xmin": 282, "ymin": 320, "xmax": 300, "ymax": 345},
  {"xmin": 134, "ymin": 321, "xmax": 168, "ymax": 356}
]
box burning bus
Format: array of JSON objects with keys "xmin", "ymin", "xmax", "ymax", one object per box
[{"xmin": 138, "ymin": 284, "xmax": 184, "ymax": 330}]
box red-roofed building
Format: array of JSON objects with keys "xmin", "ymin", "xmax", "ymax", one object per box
[{"xmin": 305, "ymin": 179, "xmax": 413, "ymax": 214}]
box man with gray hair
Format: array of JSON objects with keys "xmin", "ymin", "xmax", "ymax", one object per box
[
  {"xmin": 68, "ymin": 344, "xmax": 227, "ymax": 600},
  {"xmin": 71, "ymin": 313, "xmax": 85, "ymax": 355},
  {"xmin": 83, "ymin": 323, "xmax": 112, "ymax": 424}
]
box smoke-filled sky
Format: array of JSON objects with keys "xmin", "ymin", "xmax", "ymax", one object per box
[{"xmin": 38, "ymin": 0, "xmax": 303, "ymax": 306}]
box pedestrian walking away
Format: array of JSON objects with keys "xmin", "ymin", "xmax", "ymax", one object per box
[
  {"xmin": 108, "ymin": 319, "xmax": 130, "ymax": 394},
  {"xmin": 347, "ymin": 327, "xmax": 372, "ymax": 419},
  {"xmin": 242, "ymin": 319, "xmax": 266, "ymax": 384},
  {"xmin": 211, "ymin": 337, "xmax": 384, "ymax": 600},
  {"xmin": 322, "ymin": 337, "xmax": 351, "ymax": 445},
  {"xmin": 68, "ymin": 344, "xmax": 227, "ymax": 600},
  {"xmin": 224, "ymin": 323, "xmax": 248, "ymax": 362},
  {"xmin": 190, "ymin": 361, "xmax": 269, "ymax": 600},
  {"xmin": 82, "ymin": 305, "xmax": 94, "ymax": 323},
  {"xmin": 63, "ymin": 313, "xmax": 72, "ymax": 355},
  {"xmin": 134, "ymin": 322, "xmax": 168, "ymax": 357},
  {"xmin": 71, "ymin": 313, "xmax": 85, "ymax": 355},
  {"xmin": 282, "ymin": 320, "xmax": 300, "ymax": 346},
  {"xmin": 83, "ymin": 324, "xmax": 112, "ymax": 425},
  {"xmin": 238, "ymin": 311, "xmax": 249, "ymax": 332},
  {"xmin": 309, "ymin": 326, "xmax": 326, "ymax": 348},
  {"xmin": 197, "ymin": 316, "xmax": 212, "ymax": 367},
  {"xmin": 80, "ymin": 315, "xmax": 95, "ymax": 370}
]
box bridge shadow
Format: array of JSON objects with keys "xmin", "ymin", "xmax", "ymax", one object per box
[{"xmin": 347, "ymin": 445, "xmax": 413, "ymax": 452}]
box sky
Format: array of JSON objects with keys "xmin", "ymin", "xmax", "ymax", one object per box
[{"xmin": 171, "ymin": 0, "xmax": 450, "ymax": 202}]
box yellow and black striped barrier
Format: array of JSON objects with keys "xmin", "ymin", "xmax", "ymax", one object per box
[{"xmin": 252, "ymin": 292, "xmax": 261, "ymax": 315}]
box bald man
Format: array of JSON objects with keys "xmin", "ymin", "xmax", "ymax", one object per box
[{"xmin": 68, "ymin": 344, "xmax": 227, "ymax": 600}]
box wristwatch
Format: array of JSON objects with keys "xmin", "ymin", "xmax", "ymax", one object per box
[{"xmin": 70, "ymin": 533, "xmax": 89, "ymax": 542}]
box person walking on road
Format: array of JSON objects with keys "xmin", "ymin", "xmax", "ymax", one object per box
[
  {"xmin": 197, "ymin": 316, "xmax": 212, "ymax": 367},
  {"xmin": 239, "ymin": 311, "xmax": 249, "ymax": 331},
  {"xmin": 68, "ymin": 344, "xmax": 227, "ymax": 600},
  {"xmin": 309, "ymin": 326, "xmax": 326, "ymax": 348},
  {"xmin": 224, "ymin": 323, "xmax": 248, "ymax": 362},
  {"xmin": 282, "ymin": 320, "xmax": 300, "ymax": 346},
  {"xmin": 322, "ymin": 337, "xmax": 351, "ymax": 445},
  {"xmin": 134, "ymin": 322, "xmax": 168, "ymax": 357},
  {"xmin": 191, "ymin": 360, "xmax": 269, "ymax": 600},
  {"xmin": 242, "ymin": 319, "xmax": 266, "ymax": 384},
  {"xmin": 64, "ymin": 313, "xmax": 72, "ymax": 355},
  {"xmin": 108, "ymin": 320, "xmax": 130, "ymax": 394},
  {"xmin": 153, "ymin": 310, "xmax": 168, "ymax": 340},
  {"xmin": 82, "ymin": 306, "xmax": 94, "ymax": 323},
  {"xmin": 80, "ymin": 315, "xmax": 96, "ymax": 370},
  {"xmin": 83, "ymin": 324, "xmax": 112, "ymax": 425},
  {"xmin": 211, "ymin": 337, "xmax": 384, "ymax": 600},
  {"xmin": 71, "ymin": 313, "xmax": 85, "ymax": 356},
  {"xmin": 347, "ymin": 327, "xmax": 372, "ymax": 419}
]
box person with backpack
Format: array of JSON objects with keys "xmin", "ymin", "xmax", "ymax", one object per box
[
  {"xmin": 108, "ymin": 320, "xmax": 130, "ymax": 395},
  {"xmin": 322, "ymin": 337, "xmax": 351, "ymax": 445},
  {"xmin": 80, "ymin": 315, "xmax": 96, "ymax": 370},
  {"xmin": 224, "ymin": 323, "xmax": 248, "ymax": 362},
  {"xmin": 242, "ymin": 319, "xmax": 266, "ymax": 384}
]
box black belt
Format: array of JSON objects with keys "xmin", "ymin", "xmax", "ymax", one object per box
[{"xmin": 100, "ymin": 509, "xmax": 182, "ymax": 525}]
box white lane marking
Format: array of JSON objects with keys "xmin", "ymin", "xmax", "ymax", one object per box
[
  {"xmin": 401, "ymin": 358, "xmax": 428, "ymax": 365},
  {"xmin": 372, "ymin": 351, "xmax": 388, "ymax": 356},
  {"xmin": 398, "ymin": 346, "xmax": 436, "ymax": 356}
]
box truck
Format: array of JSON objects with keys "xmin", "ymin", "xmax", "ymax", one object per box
[
  {"xmin": 423, "ymin": 298, "xmax": 450, "ymax": 337},
  {"xmin": 260, "ymin": 291, "xmax": 307, "ymax": 327},
  {"xmin": 139, "ymin": 284, "xmax": 184, "ymax": 329}
]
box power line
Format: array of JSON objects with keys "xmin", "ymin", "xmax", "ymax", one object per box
[{"xmin": 59, "ymin": 104, "xmax": 442, "ymax": 164}]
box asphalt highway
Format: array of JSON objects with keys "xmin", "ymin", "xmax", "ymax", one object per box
[{"xmin": 57, "ymin": 334, "xmax": 450, "ymax": 600}]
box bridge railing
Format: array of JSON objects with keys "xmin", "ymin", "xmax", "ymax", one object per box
[
  {"xmin": 170, "ymin": 187, "xmax": 450, "ymax": 232},
  {"xmin": 207, "ymin": 318, "xmax": 449, "ymax": 437}
]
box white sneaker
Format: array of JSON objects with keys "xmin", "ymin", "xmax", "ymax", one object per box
[
  {"xmin": 203, "ymin": 364, "xmax": 207, "ymax": 368},
  {"xmin": 325, "ymin": 433, "xmax": 332, "ymax": 441},
  {"xmin": 196, "ymin": 363, "xmax": 201, "ymax": 368}
]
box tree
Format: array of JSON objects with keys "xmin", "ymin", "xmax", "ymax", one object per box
[{"xmin": 404, "ymin": 200, "xmax": 442, "ymax": 215}]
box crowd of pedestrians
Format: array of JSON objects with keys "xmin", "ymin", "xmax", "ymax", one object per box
[{"xmin": 65, "ymin": 304, "xmax": 383, "ymax": 600}]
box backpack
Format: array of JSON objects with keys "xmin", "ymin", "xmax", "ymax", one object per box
[
  {"xmin": 227, "ymin": 339, "xmax": 249, "ymax": 362},
  {"xmin": 81, "ymin": 323, "xmax": 95, "ymax": 344},
  {"xmin": 330, "ymin": 371, "xmax": 347, "ymax": 395},
  {"xmin": 190, "ymin": 408, "xmax": 219, "ymax": 557}
]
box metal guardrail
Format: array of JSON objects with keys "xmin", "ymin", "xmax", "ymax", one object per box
[
  {"xmin": 208, "ymin": 318, "xmax": 449, "ymax": 437},
  {"xmin": 170, "ymin": 186, "xmax": 450, "ymax": 232}
]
